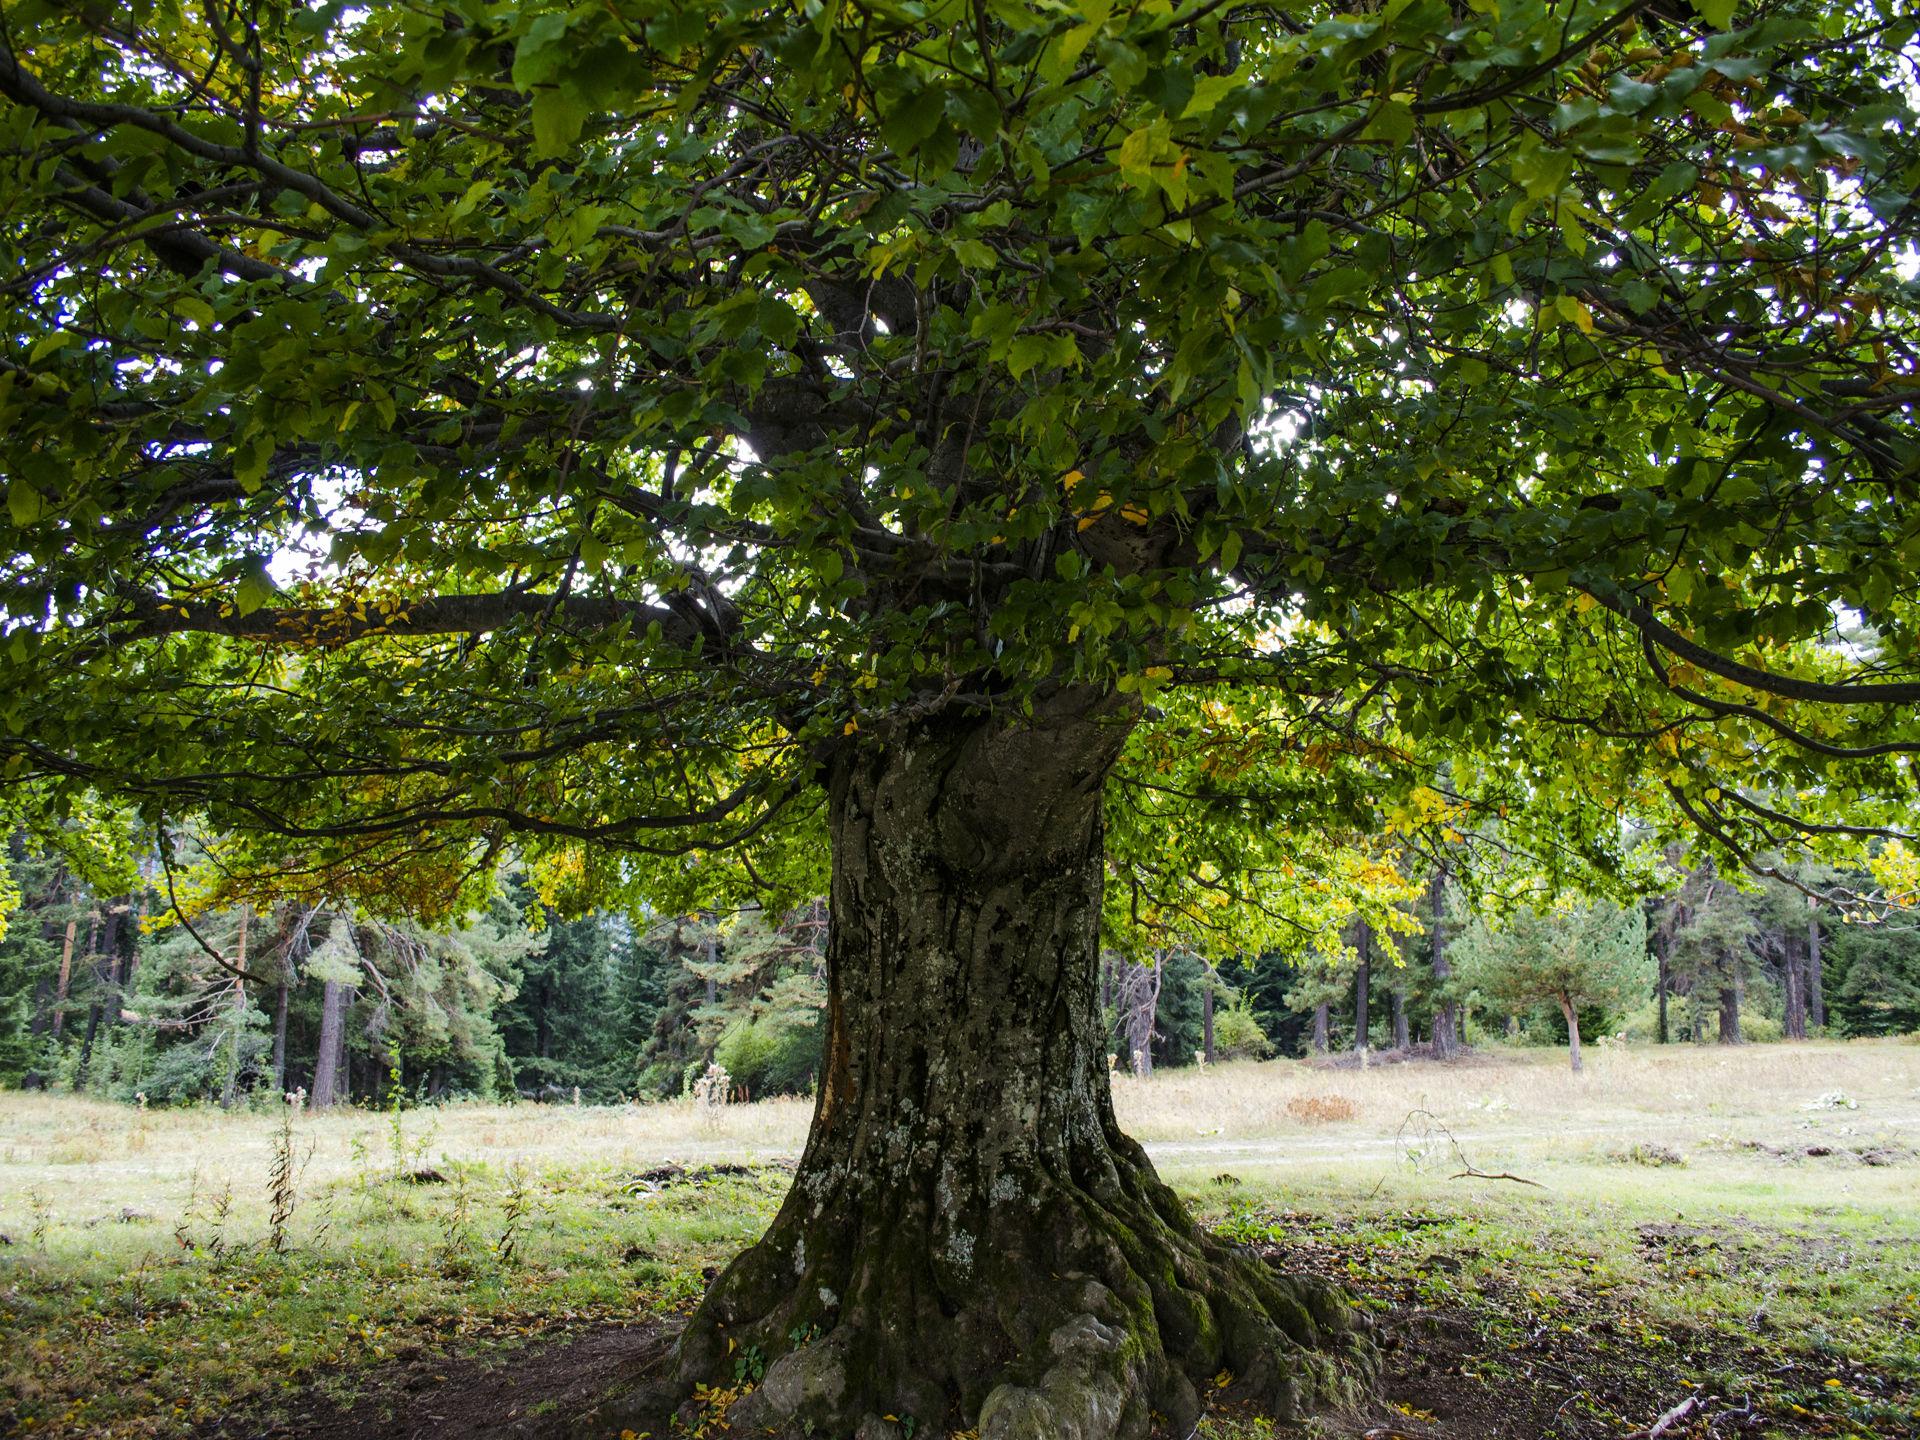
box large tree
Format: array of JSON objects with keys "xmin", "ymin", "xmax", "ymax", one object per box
[{"xmin": 3, "ymin": 0, "xmax": 1917, "ymax": 1434}]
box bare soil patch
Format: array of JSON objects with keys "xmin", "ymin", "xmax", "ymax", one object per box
[{"xmin": 193, "ymin": 1320, "xmax": 676, "ymax": 1440}]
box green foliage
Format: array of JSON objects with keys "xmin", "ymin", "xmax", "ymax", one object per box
[
  {"xmin": 0, "ymin": 0, "xmax": 1910, "ymax": 957},
  {"xmin": 1210, "ymin": 1000, "xmax": 1273, "ymax": 1062},
  {"xmin": 1455, "ymin": 903, "xmax": 1652, "ymax": 1038},
  {"xmin": 713, "ymin": 1013, "xmax": 822, "ymax": 1099}
]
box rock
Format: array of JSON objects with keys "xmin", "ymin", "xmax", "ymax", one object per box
[
  {"xmin": 853, "ymin": 1416, "xmax": 903, "ymax": 1440},
  {"xmin": 724, "ymin": 1340, "xmax": 847, "ymax": 1432}
]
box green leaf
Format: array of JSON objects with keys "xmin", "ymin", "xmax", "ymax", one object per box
[
  {"xmin": 7, "ymin": 483, "xmax": 44, "ymax": 527},
  {"xmin": 1218, "ymin": 530, "xmax": 1244, "ymax": 573},
  {"xmin": 1690, "ymin": 0, "xmax": 1738, "ymax": 29},
  {"xmin": 235, "ymin": 566, "xmax": 277, "ymax": 617},
  {"xmin": 531, "ymin": 89, "xmax": 588, "ymax": 157}
]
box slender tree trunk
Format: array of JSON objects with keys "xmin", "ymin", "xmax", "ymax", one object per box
[
  {"xmin": 1427, "ymin": 868, "xmax": 1458, "ymax": 1058},
  {"xmin": 1558, "ymin": 995, "xmax": 1584, "ymax": 1074},
  {"xmin": 1312, "ymin": 1002, "xmax": 1330, "ymax": 1055},
  {"xmin": 1807, "ymin": 910, "xmax": 1825, "ymax": 1030},
  {"xmin": 1352, "ymin": 921, "xmax": 1371, "ymax": 1055},
  {"xmin": 312, "ymin": 978, "xmax": 352, "ymax": 1108},
  {"xmin": 1783, "ymin": 936, "xmax": 1807, "ymax": 1041},
  {"xmin": 221, "ymin": 904, "xmax": 251, "ymax": 1109},
  {"xmin": 636, "ymin": 702, "xmax": 1372, "ymax": 1440},
  {"xmin": 271, "ymin": 974, "xmax": 291, "ymax": 1091},
  {"xmin": 1655, "ymin": 941, "xmax": 1670, "ymax": 1045},
  {"xmin": 50, "ymin": 917, "xmax": 77, "ymax": 1038},
  {"xmin": 1201, "ymin": 968, "xmax": 1216, "ymax": 1064},
  {"xmin": 77, "ymin": 904, "xmax": 130, "ymax": 1087}
]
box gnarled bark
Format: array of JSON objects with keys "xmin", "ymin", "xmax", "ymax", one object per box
[{"xmin": 598, "ymin": 698, "xmax": 1372, "ymax": 1438}]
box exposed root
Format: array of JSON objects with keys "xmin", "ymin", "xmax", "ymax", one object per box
[{"xmin": 586, "ymin": 1146, "xmax": 1375, "ymax": 1439}]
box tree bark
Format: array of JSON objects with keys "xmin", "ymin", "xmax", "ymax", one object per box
[
  {"xmin": 1352, "ymin": 921, "xmax": 1371, "ymax": 1055},
  {"xmin": 1655, "ymin": 940, "xmax": 1670, "ymax": 1045},
  {"xmin": 1427, "ymin": 869, "xmax": 1458, "ymax": 1059},
  {"xmin": 221, "ymin": 904, "xmax": 251, "ymax": 1109},
  {"xmin": 1806, "ymin": 909, "xmax": 1825, "ymax": 1030},
  {"xmin": 1311, "ymin": 1002, "xmax": 1330, "ymax": 1055},
  {"xmin": 1782, "ymin": 934, "xmax": 1807, "ymax": 1041},
  {"xmin": 1557, "ymin": 994, "xmax": 1584, "ymax": 1073},
  {"xmin": 1717, "ymin": 973, "xmax": 1742, "ymax": 1044},
  {"xmin": 50, "ymin": 917, "xmax": 77, "ymax": 1038},
  {"xmin": 312, "ymin": 977, "xmax": 353, "ymax": 1107},
  {"xmin": 1201, "ymin": 968, "xmax": 1216, "ymax": 1065},
  {"xmin": 619, "ymin": 703, "xmax": 1371, "ymax": 1439}
]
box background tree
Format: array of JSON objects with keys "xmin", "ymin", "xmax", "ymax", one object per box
[
  {"xmin": 5, "ymin": 1, "xmax": 1919, "ymax": 1433},
  {"xmin": 1454, "ymin": 903, "xmax": 1652, "ymax": 1071}
]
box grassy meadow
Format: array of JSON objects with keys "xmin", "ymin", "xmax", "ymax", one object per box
[{"xmin": 2, "ymin": 1040, "xmax": 1917, "ymax": 1438}]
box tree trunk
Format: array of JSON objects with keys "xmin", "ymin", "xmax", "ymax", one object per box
[
  {"xmin": 1655, "ymin": 941, "xmax": 1670, "ymax": 1045},
  {"xmin": 621, "ymin": 704, "xmax": 1371, "ymax": 1439},
  {"xmin": 1717, "ymin": 974, "xmax": 1742, "ymax": 1044},
  {"xmin": 1782, "ymin": 935, "xmax": 1807, "ymax": 1041},
  {"xmin": 221, "ymin": 904, "xmax": 251, "ymax": 1110},
  {"xmin": 1427, "ymin": 868, "xmax": 1458, "ymax": 1059},
  {"xmin": 312, "ymin": 978, "xmax": 352, "ymax": 1108},
  {"xmin": 1352, "ymin": 921, "xmax": 1371, "ymax": 1054},
  {"xmin": 1558, "ymin": 994, "xmax": 1583, "ymax": 1074},
  {"xmin": 271, "ymin": 975, "xmax": 291, "ymax": 1091},
  {"xmin": 50, "ymin": 917, "xmax": 77, "ymax": 1038},
  {"xmin": 1201, "ymin": 968, "xmax": 1216, "ymax": 1065},
  {"xmin": 77, "ymin": 903, "xmax": 130, "ymax": 1088},
  {"xmin": 1806, "ymin": 909, "xmax": 1825, "ymax": 1030},
  {"xmin": 1312, "ymin": 1002, "xmax": 1330, "ymax": 1055}
]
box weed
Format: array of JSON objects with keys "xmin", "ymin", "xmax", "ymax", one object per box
[{"xmin": 1285, "ymin": 1094, "xmax": 1357, "ymax": 1124}]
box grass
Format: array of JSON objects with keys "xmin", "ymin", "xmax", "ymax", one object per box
[{"xmin": 2, "ymin": 1040, "xmax": 1917, "ymax": 1438}]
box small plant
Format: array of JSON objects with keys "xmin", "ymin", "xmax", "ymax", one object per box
[
  {"xmin": 385, "ymin": 1066, "xmax": 408, "ymax": 1180},
  {"xmin": 692, "ymin": 1061, "xmax": 732, "ymax": 1126},
  {"xmin": 495, "ymin": 1161, "xmax": 535, "ymax": 1266},
  {"xmin": 438, "ymin": 1167, "xmax": 475, "ymax": 1274},
  {"xmin": 27, "ymin": 1187, "xmax": 50, "ymax": 1250},
  {"xmin": 731, "ymin": 1342, "xmax": 766, "ymax": 1385},
  {"xmin": 265, "ymin": 1092, "xmax": 311, "ymax": 1255}
]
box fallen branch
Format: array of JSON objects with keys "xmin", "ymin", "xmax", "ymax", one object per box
[
  {"xmin": 1624, "ymin": 1394, "xmax": 1700, "ymax": 1439},
  {"xmin": 1447, "ymin": 1166, "xmax": 1547, "ymax": 1188}
]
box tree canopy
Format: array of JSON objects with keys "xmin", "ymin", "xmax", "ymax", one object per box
[{"xmin": 1, "ymin": 0, "xmax": 1915, "ymax": 936}]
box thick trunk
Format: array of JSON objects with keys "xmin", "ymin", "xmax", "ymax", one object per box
[
  {"xmin": 1717, "ymin": 976, "xmax": 1741, "ymax": 1045},
  {"xmin": 1312, "ymin": 1002, "xmax": 1330, "ymax": 1055},
  {"xmin": 614, "ymin": 704, "xmax": 1371, "ymax": 1438},
  {"xmin": 1807, "ymin": 911, "xmax": 1825, "ymax": 1030},
  {"xmin": 1427, "ymin": 869, "xmax": 1458, "ymax": 1059},
  {"xmin": 1352, "ymin": 921, "xmax": 1371, "ymax": 1054},
  {"xmin": 1558, "ymin": 995, "xmax": 1583, "ymax": 1074}
]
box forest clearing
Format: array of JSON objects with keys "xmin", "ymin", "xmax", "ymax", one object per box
[
  {"xmin": 4, "ymin": 1042, "xmax": 1918, "ymax": 1439},
  {"xmin": 6, "ymin": 1, "xmax": 1920, "ymax": 1437}
]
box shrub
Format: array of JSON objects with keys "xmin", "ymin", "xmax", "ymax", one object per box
[
  {"xmin": 1212, "ymin": 1001, "xmax": 1273, "ymax": 1060},
  {"xmin": 714, "ymin": 1015, "xmax": 821, "ymax": 1097}
]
